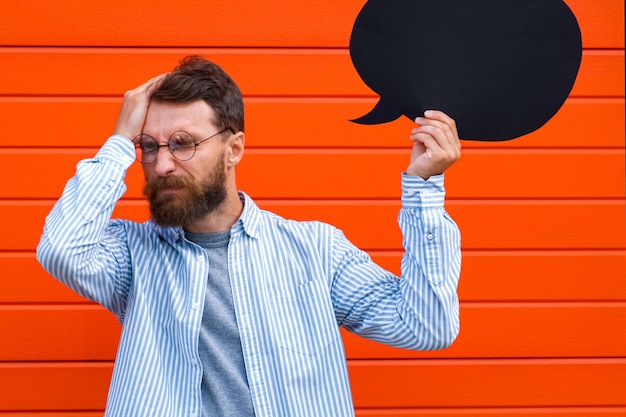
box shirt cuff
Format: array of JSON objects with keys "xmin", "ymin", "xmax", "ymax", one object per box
[
  {"xmin": 94, "ymin": 135, "xmax": 136, "ymax": 168},
  {"xmin": 401, "ymin": 173, "xmax": 446, "ymax": 209}
]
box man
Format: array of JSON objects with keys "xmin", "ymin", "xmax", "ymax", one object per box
[{"xmin": 37, "ymin": 55, "xmax": 462, "ymax": 417}]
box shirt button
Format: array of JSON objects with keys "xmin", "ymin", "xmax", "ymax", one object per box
[
  {"xmin": 196, "ymin": 255, "xmax": 204, "ymax": 263},
  {"xmin": 192, "ymin": 302, "xmax": 199, "ymax": 310},
  {"xmin": 191, "ymin": 359, "xmax": 198, "ymax": 366},
  {"xmin": 426, "ymin": 233, "xmax": 434, "ymax": 241}
]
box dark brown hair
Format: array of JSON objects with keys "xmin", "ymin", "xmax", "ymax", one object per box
[{"xmin": 150, "ymin": 55, "xmax": 244, "ymax": 132}]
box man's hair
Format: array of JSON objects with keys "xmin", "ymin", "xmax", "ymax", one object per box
[{"xmin": 150, "ymin": 55, "xmax": 244, "ymax": 132}]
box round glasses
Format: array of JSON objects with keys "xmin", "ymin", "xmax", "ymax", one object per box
[{"xmin": 134, "ymin": 127, "xmax": 234, "ymax": 164}]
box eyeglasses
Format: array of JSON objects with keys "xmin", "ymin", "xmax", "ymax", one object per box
[{"xmin": 134, "ymin": 127, "xmax": 234, "ymax": 164}]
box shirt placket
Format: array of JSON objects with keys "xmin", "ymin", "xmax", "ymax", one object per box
[
  {"xmin": 227, "ymin": 230, "xmax": 273, "ymax": 417},
  {"xmin": 187, "ymin": 245, "xmax": 209, "ymax": 417}
]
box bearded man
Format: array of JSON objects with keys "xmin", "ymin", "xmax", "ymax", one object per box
[{"xmin": 37, "ymin": 55, "xmax": 462, "ymax": 417}]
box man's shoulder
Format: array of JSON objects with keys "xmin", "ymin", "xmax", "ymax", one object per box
[
  {"xmin": 240, "ymin": 191, "xmax": 338, "ymax": 239},
  {"xmin": 255, "ymin": 208, "xmax": 339, "ymax": 244}
]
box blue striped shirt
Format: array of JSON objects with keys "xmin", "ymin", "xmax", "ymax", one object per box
[{"xmin": 37, "ymin": 135, "xmax": 461, "ymax": 417}]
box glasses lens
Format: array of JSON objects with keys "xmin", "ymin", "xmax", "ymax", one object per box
[
  {"xmin": 169, "ymin": 131, "xmax": 196, "ymax": 161},
  {"xmin": 135, "ymin": 134, "xmax": 159, "ymax": 163}
]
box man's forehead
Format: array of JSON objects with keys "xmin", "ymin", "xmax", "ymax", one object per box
[{"xmin": 144, "ymin": 100, "xmax": 218, "ymax": 133}]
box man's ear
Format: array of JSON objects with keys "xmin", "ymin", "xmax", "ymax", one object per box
[{"xmin": 226, "ymin": 131, "xmax": 245, "ymax": 167}]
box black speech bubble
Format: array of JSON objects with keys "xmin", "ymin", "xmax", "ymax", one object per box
[{"xmin": 349, "ymin": 0, "xmax": 582, "ymax": 141}]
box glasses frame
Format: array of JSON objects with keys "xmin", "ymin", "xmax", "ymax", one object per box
[{"xmin": 135, "ymin": 127, "xmax": 235, "ymax": 164}]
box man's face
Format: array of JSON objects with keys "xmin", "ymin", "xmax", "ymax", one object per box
[{"xmin": 139, "ymin": 100, "xmax": 229, "ymax": 228}]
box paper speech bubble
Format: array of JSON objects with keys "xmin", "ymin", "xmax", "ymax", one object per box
[{"xmin": 349, "ymin": 0, "xmax": 582, "ymax": 141}]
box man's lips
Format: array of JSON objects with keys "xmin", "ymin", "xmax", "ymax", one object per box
[
  {"xmin": 144, "ymin": 175, "xmax": 195, "ymax": 200},
  {"xmin": 158, "ymin": 187, "xmax": 184, "ymax": 194}
]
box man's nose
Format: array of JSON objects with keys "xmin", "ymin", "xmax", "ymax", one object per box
[{"xmin": 153, "ymin": 146, "xmax": 177, "ymax": 176}]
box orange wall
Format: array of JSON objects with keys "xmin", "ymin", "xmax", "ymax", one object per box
[{"xmin": 0, "ymin": 1, "xmax": 624, "ymax": 416}]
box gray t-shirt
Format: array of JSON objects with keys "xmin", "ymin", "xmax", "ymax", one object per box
[{"xmin": 185, "ymin": 229, "xmax": 255, "ymax": 417}]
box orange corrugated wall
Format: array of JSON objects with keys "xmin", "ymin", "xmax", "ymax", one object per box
[{"xmin": 0, "ymin": 1, "xmax": 624, "ymax": 416}]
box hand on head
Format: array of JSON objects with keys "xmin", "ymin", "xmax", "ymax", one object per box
[{"xmin": 113, "ymin": 73, "xmax": 169, "ymax": 141}]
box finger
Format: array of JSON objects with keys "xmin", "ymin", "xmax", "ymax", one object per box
[
  {"xmin": 125, "ymin": 73, "xmax": 169, "ymax": 105},
  {"xmin": 414, "ymin": 113, "xmax": 461, "ymax": 152},
  {"xmin": 428, "ymin": 110, "xmax": 461, "ymax": 153},
  {"xmin": 143, "ymin": 73, "xmax": 169, "ymax": 94},
  {"xmin": 423, "ymin": 110, "xmax": 460, "ymax": 140},
  {"xmin": 410, "ymin": 131, "xmax": 445, "ymax": 159},
  {"xmin": 412, "ymin": 122, "xmax": 455, "ymax": 152},
  {"xmin": 411, "ymin": 125, "xmax": 460, "ymax": 163}
]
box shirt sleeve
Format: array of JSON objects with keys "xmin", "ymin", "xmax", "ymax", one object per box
[
  {"xmin": 332, "ymin": 173, "xmax": 461, "ymax": 350},
  {"xmin": 36, "ymin": 135, "xmax": 136, "ymax": 320}
]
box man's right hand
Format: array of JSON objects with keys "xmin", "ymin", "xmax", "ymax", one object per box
[{"xmin": 113, "ymin": 74, "xmax": 168, "ymax": 140}]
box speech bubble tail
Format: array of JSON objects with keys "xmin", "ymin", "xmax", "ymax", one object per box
[{"xmin": 350, "ymin": 98, "xmax": 403, "ymax": 125}]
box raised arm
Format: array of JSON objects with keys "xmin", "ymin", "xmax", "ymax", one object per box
[
  {"xmin": 36, "ymin": 75, "xmax": 165, "ymax": 318},
  {"xmin": 333, "ymin": 110, "xmax": 462, "ymax": 350}
]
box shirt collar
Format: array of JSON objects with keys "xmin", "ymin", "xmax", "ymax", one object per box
[{"xmin": 233, "ymin": 191, "xmax": 260, "ymax": 239}]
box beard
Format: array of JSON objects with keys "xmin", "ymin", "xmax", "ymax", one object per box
[{"xmin": 143, "ymin": 156, "xmax": 227, "ymax": 228}]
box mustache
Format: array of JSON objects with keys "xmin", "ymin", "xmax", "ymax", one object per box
[{"xmin": 143, "ymin": 175, "xmax": 199, "ymax": 197}]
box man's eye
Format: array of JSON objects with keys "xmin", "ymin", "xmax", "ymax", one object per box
[
  {"xmin": 170, "ymin": 140, "xmax": 195, "ymax": 150},
  {"xmin": 170, "ymin": 133, "xmax": 195, "ymax": 150},
  {"xmin": 140, "ymin": 142, "xmax": 159, "ymax": 153}
]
